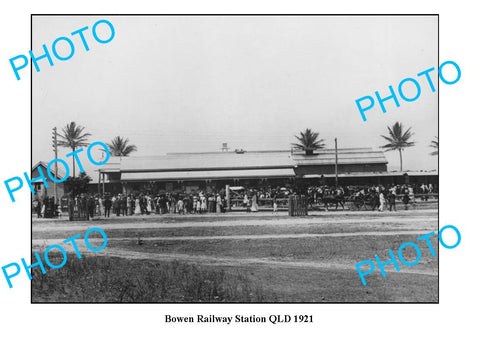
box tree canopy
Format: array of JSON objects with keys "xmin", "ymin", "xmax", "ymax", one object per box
[
  {"xmin": 107, "ymin": 136, "xmax": 138, "ymax": 156},
  {"xmin": 57, "ymin": 121, "xmax": 91, "ymax": 177},
  {"xmin": 292, "ymin": 128, "xmax": 325, "ymax": 155},
  {"xmin": 381, "ymin": 122, "xmax": 415, "ymax": 171}
]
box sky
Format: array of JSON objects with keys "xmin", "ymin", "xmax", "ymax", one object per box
[{"xmin": 32, "ymin": 15, "xmax": 438, "ymax": 182}]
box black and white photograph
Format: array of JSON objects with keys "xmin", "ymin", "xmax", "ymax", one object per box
[{"xmin": 31, "ymin": 15, "xmax": 438, "ymax": 303}]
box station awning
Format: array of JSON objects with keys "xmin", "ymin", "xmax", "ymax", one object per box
[
  {"xmin": 302, "ymin": 171, "xmax": 437, "ymax": 178},
  {"xmin": 121, "ymin": 168, "xmax": 295, "ymax": 181}
]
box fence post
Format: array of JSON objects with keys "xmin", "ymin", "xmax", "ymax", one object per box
[{"xmin": 289, "ymin": 194, "xmax": 308, "ymax": 216}]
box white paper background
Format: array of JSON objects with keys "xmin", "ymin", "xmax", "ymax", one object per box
[{"xmin": 0, "ymin": 1, "xmax": 476, "ymax": 348}]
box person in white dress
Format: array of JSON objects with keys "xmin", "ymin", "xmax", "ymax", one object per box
[
  {"xmin": 177, "ymin": 198, "xmax": 184, "ymax": 214},
  {"xmin": 146, "ymin": 196, "xmax": 152, "ymax": 214},
  {"xmin": 134, "ymin": 198, "xmax": 141, "ymax": 215},
  {"xmin": 200, "ymin": 194, "xmax": 207, "ymax": 213},
  {"xmin": 379, "ymin": 191, "xmax": 386, "ymax": 212},
  {"xmin": 250, "ymin": 192, "xmax": 258, "ymax": 212},
  {"xmin": 243, "ymin": 194, "xmax": 249, "ymax": 208},
  {"xmin": 195, "ymin": 196, "xmax": 201, "ymax": 213},
  {"xmin": 216, "ymin": 194, "xmax": 222, "ymax": 213}
]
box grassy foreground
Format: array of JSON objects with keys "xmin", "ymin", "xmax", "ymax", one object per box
[{"xmin": 31, "ymin": 254, "xmax": 276, "ymax": 302}]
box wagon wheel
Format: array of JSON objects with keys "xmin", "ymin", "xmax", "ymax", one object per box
[
  {"xmin": 354, "ymin": 198, "xmax": 363, "ymax": 211},
  {"xmin": 346, "ymin": 201, "xmax": 357, "ymax": 211}
]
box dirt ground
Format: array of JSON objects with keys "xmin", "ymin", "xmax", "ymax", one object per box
[{"xmin": 32, "ymin": 206, "xmax": 439, "ymax": 302}]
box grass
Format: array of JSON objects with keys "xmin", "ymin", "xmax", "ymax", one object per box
[
  {"xmin": 32, "ymin": 208, "xmax": 439, "ymax": 302},
  {"xmin": 31, "ymin": 253, "xmax": 276, "ymax": 302}
]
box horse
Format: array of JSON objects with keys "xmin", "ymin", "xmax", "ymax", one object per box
[{"xmin": 320, "ymin": 193, "xmax": 345, "ymax": 211}]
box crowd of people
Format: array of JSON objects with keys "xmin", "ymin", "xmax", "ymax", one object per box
[
  {"xmin": 65, "ymin": 191, "xmax": 230, "ymax": 219},
  {"xmin": 32, "ymin": 182, "xmax": 436, "ymax": 218},
  {"xmin": 32, "ymin": 196, "xmax": 59, "ymax": 218}
]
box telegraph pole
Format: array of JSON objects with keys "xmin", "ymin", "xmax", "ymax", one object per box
[
  {"xmin": 335, "ymin": 138, "xmax": 338, "ymax": 189},
  {"xmin": 52, "ymin": 127, "xmax": 58, "ymax": 204}
]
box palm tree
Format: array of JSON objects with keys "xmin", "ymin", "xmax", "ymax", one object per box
[
  {"xmin": 380, "ymin": 122, "xmax": 415, "ymax": 172},
  {"xmin": 107, "ymin": 136, "xmax": 138, "ymax": 156},
  {"xmin": 57, "ymin": 122, "xmax": 91, "ymax": 177},
  {"xmin": 292, "ymin": 128, "xmax": 325, "ymax": 155},
  {"xmin": 430, "ymin": 136, "xmax": 438, "ymax": 155}
]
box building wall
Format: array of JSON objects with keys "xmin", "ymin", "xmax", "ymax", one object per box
[
  {"xmin": 294, "ymin": 163, "xmax": 387, "ymax": 176},
  {"xmin": 31, "ymin": 165, "xmax": 65, "ymax": 200}
]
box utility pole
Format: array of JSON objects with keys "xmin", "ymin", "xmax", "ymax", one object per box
[
  {"xmin": 52, "ymin": 127, "xmax": 58, "ymax": 204},
  {"xmin": 335, "ymin": 137, "xmax": 338, "ymax": 189}
]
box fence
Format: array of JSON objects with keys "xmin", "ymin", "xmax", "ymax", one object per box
[
  {"xmin": 229, "ymin": 197, "xmax": 290, "ymax": 210},
  {"xmin": 288, "ymin": 195, "xmax": 308, "ymax": 216}
]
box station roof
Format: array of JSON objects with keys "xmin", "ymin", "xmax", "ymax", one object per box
[
  {"xmin": 122, "ymin": 168, "xmax": 296, "ymax": 181},
  {"xmin": 293, "ymin": 148, "xmax": 388, "ymax": 166},
  {"xmin": 98, "ymin": 147, "xmax": 388, "ymax": 175},
  {"xmin": 302, "ymin": 169, "xmax": 438, "ymax": 178},
  {"xmin": 119, "ymin": 150, "xmax": 294, "ymax": 173}
]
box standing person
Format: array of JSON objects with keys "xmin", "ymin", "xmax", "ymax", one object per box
[
  {"xmin": 192, "ymin": 195, "xmax": 198, "ymax": 214},
  {"xmin": 221, "ymin": 196, "xmax": 227, "ymax": 213},
  {"xmin": 169, "ymin": 195, "xmax": 176, "ymax": 214},
  {"xmin": 140, "ymin": 195, "xmax": 146, "ymax": 215},
  {"xmin": 408, "ymin": 185, "xmax": 415, "ymax": 206},
  {"xmin": 146, "ymin": 195, "xmax": 152, "ymax": 215},
  {"xmin": 379, "ymin": 191, "xmax": 386, "ymax": 212},
  {"xmin": 104, "ymin": 196, "xmax": 112, "ymax": 218},
  {"xmin": 250, "ymin": 191, "xmax": 259, "ymax": 212},
  {"xmin": 243, "ymin": 193, "xmax": 249, "ymax": 208},
  {"xmin": 36, "ymin": 199, "xmax": 42, "ymax": 218},
  {"xmin": 98, "ymin": 196, "xmax": 104, "ymax": 217},
  {"xmin": 207, "ymin": 194, "xmax": 214, "ymax": 213},
  {"xmin": 88, "ymin": 196, "xmax": 95, "ymax": 218},
  {"xmin": 200, "ymin": 193, "xmax": 207, "ymax": 213},
  {"xmin": 155, "ymin": 196, "xmax": 160, "ymax": 214},
  {"xmin": 196, "ymin": 195, "xmax": 202, "ymax": 214},
  {"xmin": 402, "ymin": 190, "xmax": 410, "ymax": 210},
  {"xmin": 127, "ymin": 195, "xmax": 132, "ymax": 215},
  {"xmin": 371, "ymin": 190, "xmax": 380, "ymax": 211},
  {"xmin": 177, "ymin": 197, "xmax": 184, "ymax": 214},
  {"xmin": 119, "ymin": 195, "xmax": 125, "ymax": 216},
  {"xmin": 187, "ymin": 195, "xmax": 193, "ymax": 214},
  {"xmin": 112, "ymin": 195, "xmax": 118, "ymax": 216},
  {"xmin": 216, "ymin": 194, "xmax": 222, "ymax": 213},
  {"xmin": 387, "ymin": 189, "xmax": 396, "ymax": 212},
  {"xmin": 272, "ymin": 195, "xmax": 278, "ymax": 215},
  {"xmin": 134, "ymin": 196, "xmax": 141, "ymax": 215},
  {"xmin": 95, "ymin": 196, "xmax": 101, "ymax": 216},
  {"xmin": 41, "ymin": 197, "xmax": 48, "ymax": 217},
  {"xmin": 161, "ymin": 195, "xmax": 168, "ymax": 214}
]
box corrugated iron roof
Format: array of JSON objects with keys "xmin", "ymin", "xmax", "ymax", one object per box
[
  {"xmin": 122, "ymin": 168, "xmax": 295, "ymax": 181},
  {"xmin": 119, "ymin": 150, "xmax": 294, "ymax": 172},
  {"xmin": 292, "ymin": 148, "xmax": 388, "ymax": 166},
  {"xmin": 98, "ymin": 148, "xmax": 388, "ymax": 174}
]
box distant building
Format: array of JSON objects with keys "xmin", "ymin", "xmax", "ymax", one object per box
[
  {"xmin": 31, "ymin": 161, "xmax": 65, "ymax": 201},
  {"xmin": 96, "ymin": 147, "xmax": 431, "ymax": 194}
]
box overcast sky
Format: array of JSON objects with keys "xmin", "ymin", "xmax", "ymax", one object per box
[{"xmin": 33, "ymin": 15, "xmax": 438, "ymax": 182}]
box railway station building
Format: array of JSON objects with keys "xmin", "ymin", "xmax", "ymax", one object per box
[{"xmin": 96, "ymin": 147, "xmax": 438, "ymax": 194}]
